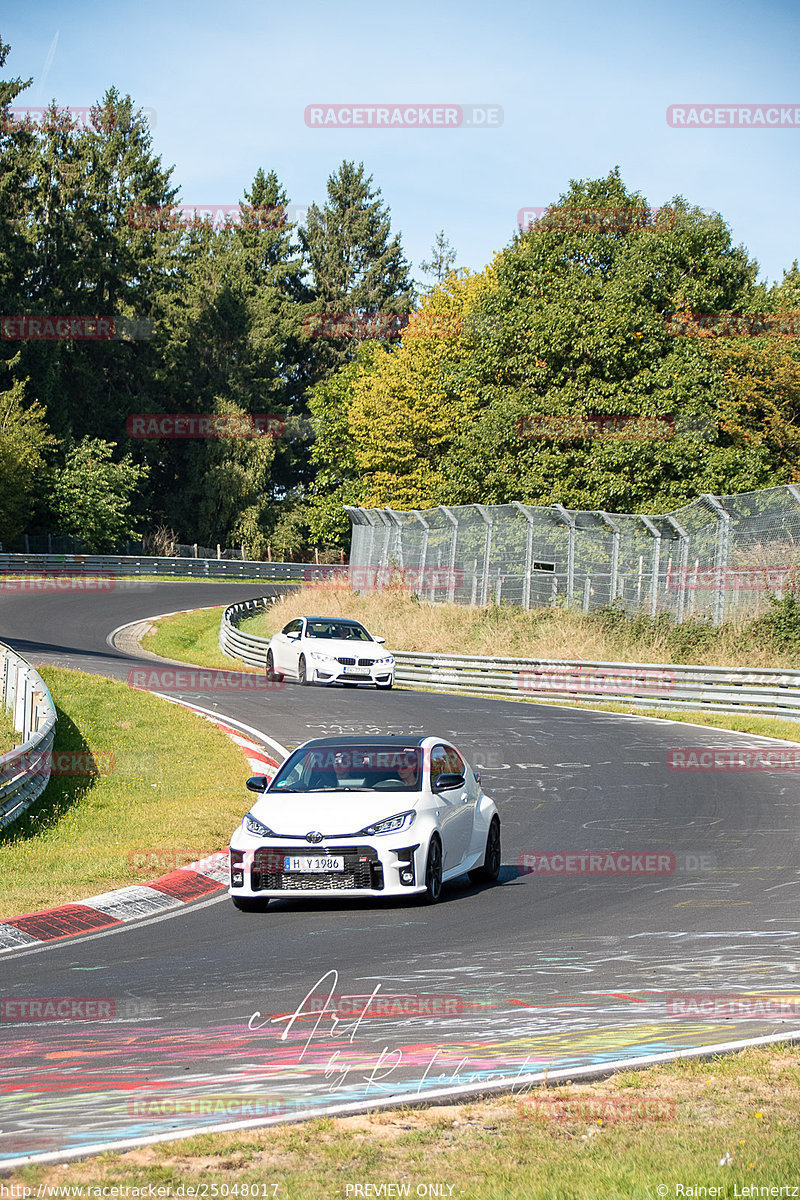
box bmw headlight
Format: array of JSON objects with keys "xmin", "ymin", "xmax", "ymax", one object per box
[
  {"xmin": 359, "ymin": 811, "xmax": 416, "ymax": 836},
  {"xmin": 375, "ymin": 656, "xmax": 394, "ymax": 665},
  {"xmin": 243, "ymin": 811, "xmax": 275, "ymax": 837},
  {"xmin": 309, "ymin": 651, "xmax": 337, "ymax": 663}
]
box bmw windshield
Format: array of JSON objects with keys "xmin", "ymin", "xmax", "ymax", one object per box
[{"xmin": 269, "ymin": 746, "xmax": 423, "ymax": 793}]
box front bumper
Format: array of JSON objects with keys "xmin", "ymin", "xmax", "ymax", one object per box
[
  {"xmin": 306, "ymin": 657, "xmax": 394, "ymax": 686},
  {"xmin": 229, "ymin": 838, "xmax": 423, "ymax": 898}
]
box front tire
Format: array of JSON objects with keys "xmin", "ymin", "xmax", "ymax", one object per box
[
  {"xmin": 231, "ymin": 896, "xmax": 270, "ymax": 912},
  {"xmin": 420, "ymin": 836, "xmax": 443, "ymax": 904},
  {"xmin": 376, "ymin": 678, "xmax": 393, "ymax": 690},
  {"xmin": 469, "ymin": 817, "xmax": 501, "ymax": 884},
  {"xmin": 298, "ymin": 656, "xmax": 312, "ymax": 686}
]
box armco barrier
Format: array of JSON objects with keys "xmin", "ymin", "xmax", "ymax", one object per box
[
  {"xmin": 0, "ymin": 553, "xmax": 345, "ymax": 582},
  {"xmin": 219, "ymin": 599, "xmax": 800, "ymax": 721},
  {"xmin": 0, "ymin": 643, "xmax": 57, "ymax": 830}
]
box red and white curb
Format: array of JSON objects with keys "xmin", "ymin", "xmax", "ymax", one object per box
[{"xmin": 0, "ymin": 704, "xmax": 286, "ymax": 953}]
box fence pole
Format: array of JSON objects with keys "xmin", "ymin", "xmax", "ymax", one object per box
[
  {"xmin": 475, "ymin": 505, "xmax": 494, "ymax": 606},
  {"xmin": 665, "ymin": 515, "xmax": 690, "ymax": 623},
  {"xmin": 702, "ymin": 494, "xmax": 730, "ymax": 625},
  {"xmin": 512, "ymin": 501, "xmax": 536, "ymax": 609},
  {"xmin": 595, "ymin": 511, "xmax": 620, "ymax": 605},
  {"xmin": 639, "ymin": 516, "xmax": 662, "ymax": 618},
  {"xmin": 438, "ymin": 506, "xmax": 459, "ymax": 604},
  {"xmin": 551, "ymin": 504, "xmax": 575, "ymax": 608}
]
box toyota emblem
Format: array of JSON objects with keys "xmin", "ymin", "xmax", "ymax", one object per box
[{"xmin": 306, "ymin": 831, "xmax": 323, "ymax": 844}]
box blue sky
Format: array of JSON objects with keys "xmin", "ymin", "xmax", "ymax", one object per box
[{"xmin": 3, "ymin": 0, "xmax": 799, "ymax": 287}]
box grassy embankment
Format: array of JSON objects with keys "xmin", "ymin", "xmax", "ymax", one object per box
[
  {"xmin": 7, "ymin": 1045, "xmax": 800, "ymax": 1196},
  {"xmin": 0, "ymin": 666, "xmax": 251, "ymax": 918}
]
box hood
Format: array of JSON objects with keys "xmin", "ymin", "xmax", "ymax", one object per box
[{"xmin": 249, "ymin": 790, "xmax": 417, "ymax": 837}]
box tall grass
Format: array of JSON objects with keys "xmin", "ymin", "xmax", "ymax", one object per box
[{"xmin": 241, "ymin": 580, "xmax": 800, "ymax": 668}]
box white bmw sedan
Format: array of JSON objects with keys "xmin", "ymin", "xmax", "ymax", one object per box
[
  {"xmin": 265, "ymin": 616, "xmax": 394, "ymax": 689},
  {"xmin": 229, "ymin": 736, "xmax": 501, "ymax": 910}
]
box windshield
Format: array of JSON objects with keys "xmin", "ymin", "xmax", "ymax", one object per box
[
  {"xmin": 306, "ymin": 621, "xmax": 372, "ymax": 642},
  {"xmin": 269, "ymin": 746, "xmax": 422, "ymax": 793}
]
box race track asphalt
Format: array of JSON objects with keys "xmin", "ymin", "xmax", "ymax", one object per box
[{"xmin": 1, "ymin": 582, "xmax": 798, "ymax": 1166}]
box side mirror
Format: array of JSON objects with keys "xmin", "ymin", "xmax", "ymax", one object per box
[
  {"xmin": 374, "ymin": 636, "xmax": 386, "ymax": 644},
  {"xmin": 474, "ymin": 770, "xmax": 481, "ymax": 785},
  {"xmin": 246, "ymin": 775, "xmax": 269, "ymax": 792},
  {"xmin": 287, "ymin": 631, "xmax": 300, "ymax": 641},
  {"xmin": 434, "ymin": 772, "xmax": 465, "ymax": 791}
]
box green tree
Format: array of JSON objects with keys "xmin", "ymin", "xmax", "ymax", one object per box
[
  {"xmin": 301, "ymin": 161, "xmax": 414, "ymax": 376},
  {"xmin": 0, "ymin": 381, "xmax": 57, "ymax": 546},
  {"xmin": 50, "ymin": 437, "xmax": 149, "ymax": 551},
  {"xmin": 419, "ymin": 230, "xmax": 460, "ymax": 293}
]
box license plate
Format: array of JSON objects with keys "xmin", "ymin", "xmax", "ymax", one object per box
[
  {"xmin": 345, "ymin": 667, "xmax": 370, "ymax": 675},
  {"xmin": 284, "ymin": 856, "xmax": 345, "ymax": 872}
]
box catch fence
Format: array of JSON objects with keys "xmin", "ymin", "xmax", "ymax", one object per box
[{"xmin": 345, "ymin": 485, "xmax": 800, "ymax": 624}]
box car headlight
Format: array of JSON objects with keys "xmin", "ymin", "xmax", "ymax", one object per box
[
  {"xmin": 309, "ymin": 651, "xmax": 337, "ymax": 663},
  {"xmin": 374, "ymin": 656, "xmax": 394, "ymax": 666},
  {"xmin": 359, "ymin": 810, "xmax": 416, "ymax": 836},
  {"xmin": 243, "ymin": 811, "xmax": 275, "ymax": 837}
]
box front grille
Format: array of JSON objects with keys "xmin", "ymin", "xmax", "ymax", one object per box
[
  {"xmin": 358, "ymin": 658, "xmax": 376, "ymax": 667},
  {"xmin": 251, "ymin": 845, "xmax": 383, "ymax": 891},
  {"xmin": 337, "ymin": 657, "xmax": 356, "ymax": 666}
]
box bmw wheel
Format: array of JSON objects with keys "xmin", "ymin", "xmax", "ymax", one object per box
[
  {"xmin": 469, "ymin": 817, "xmax": 501, "ymax": 884},
  {"xmin": 420, "ymin": 836, "xmax": 443, "ymax": 904},
  {"xmin": 376, "ymin": 678, "xmax": 393, "ymax": 690},
  {"xmin": 266, "ymin": 650, "xmax": 283, "ymax": 683},
  {"xmin": 298, "ymin": 656, "xmax": 312, "ymax": 686}
]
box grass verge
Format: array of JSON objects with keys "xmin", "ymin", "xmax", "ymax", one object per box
[
  {"xmin": 6, "ymin": 1044, "xmax": 799, "ymax": 1195},
  {"xmin": 0, "ymin": 666, "xmax": 250, "ymax": 918},
  {"xmin": 141, "ymin": 606, "xmax": 261, "ymax": 672}
]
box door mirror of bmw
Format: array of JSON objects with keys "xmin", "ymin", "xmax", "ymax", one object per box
[
  {"xmin": 286, "ymin": 632, "xmax": 301, "ymax": 641},
  {"xmin": 374, "ymin": 635, "xmax": 386, "ymax": 644},
  {"xmin": 434, "ymin": 772, "xmax": 466, "ymax": 791},
  {"xmin": 246, "ymin": 775, "xmax": 270, "ymax": 792}
]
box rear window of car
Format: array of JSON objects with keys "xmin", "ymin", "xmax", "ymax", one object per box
[
  {"xmin": 270, "ymin": 746, "xmax": 422, "ymax": 792},
  {"xmin": 306, "ymin": 621, "xmax": 371, "ymax": 641}
]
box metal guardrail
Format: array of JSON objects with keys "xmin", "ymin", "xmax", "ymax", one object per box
[
  {"xmin": 219, "ymin": 598, "xmax": 800, "ymax": 721},
  {"xmin": 0, "ymin": 643, "xmax": 57, "ymax": 830},
  {"xmin": 0, "ymin": 554, "xmax": 346, "ymax": 582}
]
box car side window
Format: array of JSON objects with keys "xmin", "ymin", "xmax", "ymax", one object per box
[
  {"xmin": 430, "ymin": 745, "xmax": 449, "ymax": 787},
  {"xmin": 282, "ymin": 619, "xmax": 302, "ymax": 636},
  {"xmin": 445, "ymin": 747, "xmax": 466, "ymax": 777}
]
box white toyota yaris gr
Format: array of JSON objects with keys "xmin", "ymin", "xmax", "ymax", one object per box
[{"xmin": 229, "ymin": 736, "xmax": 501, "ymax": 910}]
